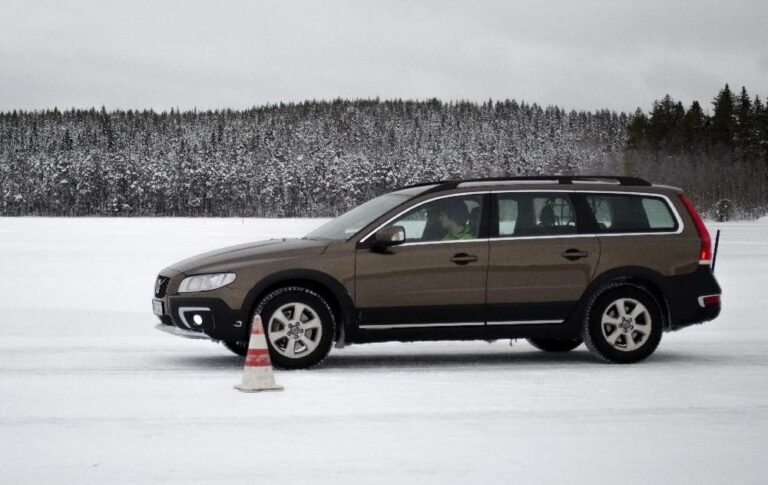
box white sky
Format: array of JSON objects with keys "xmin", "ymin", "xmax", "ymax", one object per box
[{"xmin": 1, "ymin": 0, "xmax": 766, "ymax": 113}]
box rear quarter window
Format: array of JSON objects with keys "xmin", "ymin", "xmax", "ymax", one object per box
[{"xmin": 585, "ymin": 194, "xmax": 678, "ymax": 233}]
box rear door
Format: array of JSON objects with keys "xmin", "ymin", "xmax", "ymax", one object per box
[
  {"xmin": 355, "ymin": 193, "xmax": 490, "ymax": 329},
  {"xmin": 485, "ymin": 191, "xmax": 600, "ymax": 325}
]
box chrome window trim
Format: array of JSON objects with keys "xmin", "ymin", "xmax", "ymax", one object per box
[
  {"xmin": 359, "ymin": 322, "xmax": 485, "ymax": 329},
  {"xmin": 399, "ymin": 238, "xmax": 485, "ymax": 247},
  {"xmin": 583, "ymin": 190, "xmax": 683, "ymax": 236},
  {"xmin": 492, "ymin": 189, "xmax": 684, "ymax": 236},
  {"xmin": 358, "ymin": 189, "xmax": 684, "ymax": 246}
]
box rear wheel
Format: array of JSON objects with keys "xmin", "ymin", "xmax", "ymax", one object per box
[
  {"xmin": 527, "ymin": 337, "xmax": 582, "ymax": 352},
  {"xmin": 254, "ymin": 287, "xmax": 336, "ymax": 370},
  {"xmin": 583, "ymin": 285, "xmax": 663, "ymax": 363}
]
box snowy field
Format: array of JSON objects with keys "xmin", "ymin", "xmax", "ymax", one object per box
[{"xmin": 1, "ymin": 217, "xmax": 767, "ymax": 484}]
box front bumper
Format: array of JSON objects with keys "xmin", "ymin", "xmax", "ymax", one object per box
[
  {"xmin": 154, "ymin": 295, "xmax": 250, "ymax": 342},
  {"xmin": 155, "ymin": 323, "xmax": 213, "ymax": 340}
]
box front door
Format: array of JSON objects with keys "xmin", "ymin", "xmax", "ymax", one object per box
[
  {"xmin": 486, "ymin": 192, "xmax": 600, "ymax": 325},
  {"xmin": 355, "ymin": 193, "xmax": 489, "ymax": 329}
]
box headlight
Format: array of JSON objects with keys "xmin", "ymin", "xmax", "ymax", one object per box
[{"xmin": 178, "ymin": 273, "xmax": 236, "ymax": 293}]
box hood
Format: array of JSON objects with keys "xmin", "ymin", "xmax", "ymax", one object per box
[{"xmin": 168, "ymin": 238, "xmax": 329, "ymax": 275}]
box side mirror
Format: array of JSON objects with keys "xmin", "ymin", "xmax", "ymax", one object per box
[{"xmin": 371, "ymin": 225, "xmax": 406, "ymax": 251}]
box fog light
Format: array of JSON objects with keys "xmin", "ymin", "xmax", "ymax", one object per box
[{"xmin": 178, "ymin": 306, "xmax": 213, "ymax": 329}]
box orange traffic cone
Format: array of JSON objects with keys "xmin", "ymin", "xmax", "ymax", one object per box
[{"xmin": 234, "ymin": 315, "xmax": 284, "ymax": 392}]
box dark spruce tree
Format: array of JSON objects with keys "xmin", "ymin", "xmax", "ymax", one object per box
[
  {"xmin": 681, "ymin": 101, "xmax": 706, "ymax": 152},
  {"xmin": 710, "ymin": 84, "xmax": 736, "ymax": 148}
]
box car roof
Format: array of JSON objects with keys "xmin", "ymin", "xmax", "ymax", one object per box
[{"xmin": 393, "ymin": 176, "xmax": 680, "ymax": 197}]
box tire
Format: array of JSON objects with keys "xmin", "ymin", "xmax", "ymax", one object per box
[
  {"xmin": 583, "ymin": 284, "xmax": 663, "ymax": 364},
  {"xmin": 253, "ymin": 286, "xmax": 336, "ymax": 370},
  {"xmin": 527, "ymin": 337, "xmax": 582, "ymax": 352},
  {"xmin": 222, "ymin": 339, "xmax": 248, "ymax": 357}
]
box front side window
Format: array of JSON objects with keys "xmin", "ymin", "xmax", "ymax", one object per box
[
  {"xmin": 385, "ymin": 194, "xmax": 484, "ymax": 243},
  {"xmin": 496, "ymin": 193, "xmax": 577, "ymax": 237},
  {"xmin": 585, "ymin": 194, "xmax": 678, "ymax": 233}
]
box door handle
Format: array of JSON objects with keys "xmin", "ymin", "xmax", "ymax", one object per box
[
  {"xmin": 561, "ymin": 248, "xmax": 589, "ymax": 261},
  {"xmin": 450, "ymin": 253, "xmax": 478, "ymax": 265}
]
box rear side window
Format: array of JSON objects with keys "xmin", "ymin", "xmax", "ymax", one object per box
[
  {"xmin": 496, "ymin": 193, "xmax": 577, "ymax": 237},
  {"xmin": 585, "ymin": 194, "xmax": 678, "ymax": 233}
]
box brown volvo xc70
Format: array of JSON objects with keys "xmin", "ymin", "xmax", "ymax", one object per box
[{"xmin": 153, "ymin": 176, "xmax": 721, "ymax": 369}]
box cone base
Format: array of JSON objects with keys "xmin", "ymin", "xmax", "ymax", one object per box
[{"xmin": 234, "ymin": 384, "xmax": 284, "ymax": 393}]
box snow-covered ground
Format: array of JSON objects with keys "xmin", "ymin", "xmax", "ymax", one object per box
[{"xmin": 1, "ymin": 217, "xmax": 766, "ymax": 484}]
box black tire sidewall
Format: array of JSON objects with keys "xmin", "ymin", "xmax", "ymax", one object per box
[
  {"xmin": 584, "ymin": 286, "xmax": 663, "ymax": 364},
  {"xmin": 255, "ymin": 287, "xmax": 335, "ymax": 370}
]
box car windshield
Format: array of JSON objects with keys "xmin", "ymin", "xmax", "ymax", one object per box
[{"xmin": 305, "ymin": 194, "xmax": 409, "ymax": 241}]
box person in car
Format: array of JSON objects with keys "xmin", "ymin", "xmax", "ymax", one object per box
[{"xmin": 439, "ymin": 200, "xmax": 473, "ymax": 240}]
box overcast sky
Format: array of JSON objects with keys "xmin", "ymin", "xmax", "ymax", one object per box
[{"xmin": 1, "ymin": 0, "xmax": 766, "ymax": 113}]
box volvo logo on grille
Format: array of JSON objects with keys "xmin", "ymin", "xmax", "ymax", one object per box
[{"xmin": 155, "ymin": 276, "xmax": 169, "ymax": 297}]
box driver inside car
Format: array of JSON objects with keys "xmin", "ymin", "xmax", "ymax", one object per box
[{"xmin": 438, "ymin": 200, "xmax": 473, "ymax": 240}]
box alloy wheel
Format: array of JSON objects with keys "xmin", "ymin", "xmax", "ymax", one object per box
[
  {"xmin": 599, "ymin": 297, "xmax": 652, "ymax": 352},
  {"xmin": 267, "ymin": 302, "xmax": 323, "ymax": 359}
]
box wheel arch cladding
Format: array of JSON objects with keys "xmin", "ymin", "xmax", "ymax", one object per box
[
  {"xmin": 242, "ymin": 269, "xmax": 355, "ymax": 339},
  {"xmin": 583, "ymin": 266, "xmax": 671, "ymax": 329}
]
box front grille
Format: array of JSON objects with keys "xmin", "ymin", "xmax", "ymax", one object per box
[{"xmin": 155, "ymin": 276, "xmax": 170, "ymax": 298}]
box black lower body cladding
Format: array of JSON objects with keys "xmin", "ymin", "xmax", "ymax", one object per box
[
  {"xmin": 158, "ymin": 296, "xmax": 249, "ymax": 342},
  {"xmin": 665, "ymin": 265, "xmax": 721, "ymax": 330}
]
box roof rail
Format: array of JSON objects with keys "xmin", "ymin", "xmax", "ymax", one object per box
[
  {"xmin": 413, "ymin": 175, "xmax": 651, "ymax": 194},
  {"xmin": 395, "ymin": 180, "xmax": 450, "ymax": 191}
]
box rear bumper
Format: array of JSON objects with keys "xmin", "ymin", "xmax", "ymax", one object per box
[
  {"xmin": 154, "ymin": 295, "xmax": 250, "ymax": 342},
  {"xmin": 665, "ymin": 265, "xmax": 721, "ymax": 330}
]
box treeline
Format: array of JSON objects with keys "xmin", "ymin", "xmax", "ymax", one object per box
[
  {"xmin": 626, "ymin": 84, "xmax": 768, "ymax": 219},
  {"xmin": 0, "ymin": 88, "xmax": 766, "ymax": 219},
  {"xmin": 0, "ymin": 99, "xmax": 626, "ymax": 217}
]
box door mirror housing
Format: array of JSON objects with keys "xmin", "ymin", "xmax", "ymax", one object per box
[{"xmin": 371, "ymin": 225, "xmax": 406, "ymax": 250}]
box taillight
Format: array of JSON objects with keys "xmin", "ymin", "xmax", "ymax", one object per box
[
  {"xmin": 679, "ymin": 194, "xmax": 712, "ymax": 264},
  {"xmin": 698, "ymin": 294, "xmax": 721, "ymax": 307}
]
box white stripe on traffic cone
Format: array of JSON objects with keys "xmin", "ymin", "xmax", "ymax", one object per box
[{"xmin": 234, "ymin": 315, "xmax": 284, "ymax": 392}]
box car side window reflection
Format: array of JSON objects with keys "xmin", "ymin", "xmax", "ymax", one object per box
[
  {"xmin": 497, "ymin": 193, "xmax": 577, "ymax": 237},
  {"xmin": 388, "ymin": 195, "xmax": 484, "ymax": 243}
]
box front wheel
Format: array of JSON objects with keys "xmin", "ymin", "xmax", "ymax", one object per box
[
  {"xmin": 583, "ymin": 285, "xmax": 663, "ymax": 364},
  {"xmin": 255, "ymin": 287, "xmax": 336, "ymax": 370}
]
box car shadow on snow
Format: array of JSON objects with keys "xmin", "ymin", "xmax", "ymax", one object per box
[
  {"xmin": 319, "ymin": 350, "xmax": 714, "ymax": 370},
  {"xmin": 161, "ymin": 354, "xmax": 243, "ymax": 370},
  {"xmin": 320, "ymin": 350, "xmax": 596, "ymax": 369},
  {"xmin": 161, "ymin": 347, "xmax": 706, "ymax": 371}
]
